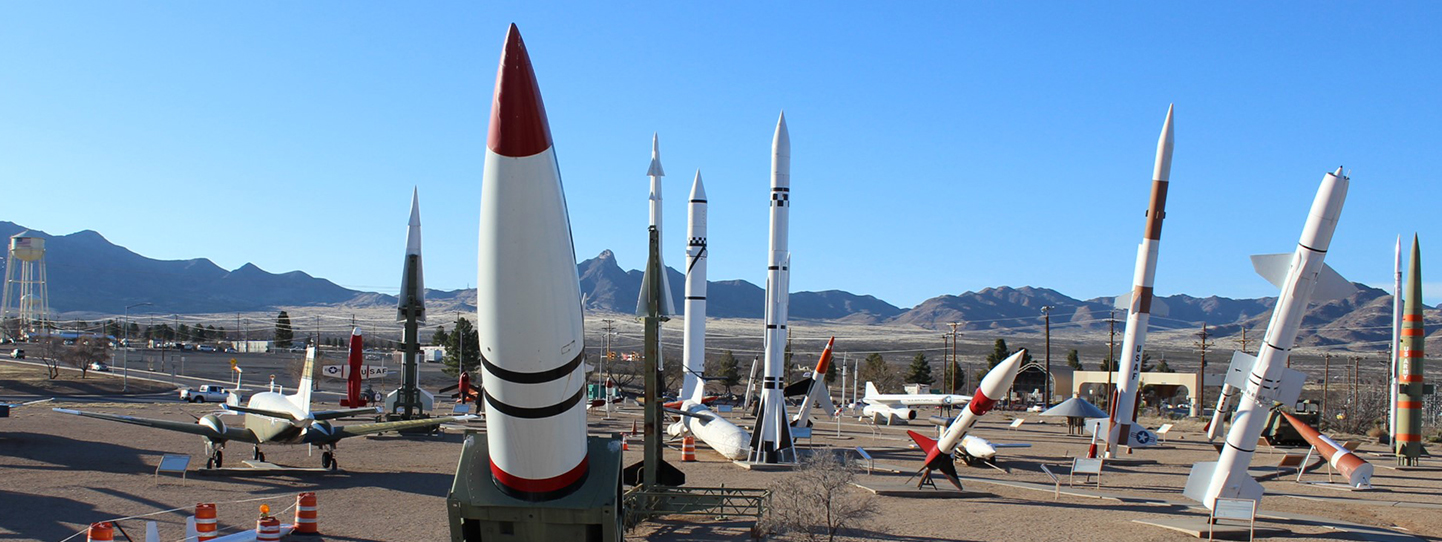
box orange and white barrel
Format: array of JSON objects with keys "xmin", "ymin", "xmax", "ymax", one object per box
[
  {"xmin": 255, "ymin": 516, "xmax": 282, "ymax": 542},
  {"xmin": 681, "ymin": 436, "xmax": 697, "ymax": 462},
  {"xmin": 194, "ymin": 503, "xmax": 218, "ymax": 541},
  {"xmin": 293, "ymin": 492, "xmax": 319, "ymax": 535},
  {"xmin": 87, "ymin": 522, "xmax": 114, "ymax": 542}
]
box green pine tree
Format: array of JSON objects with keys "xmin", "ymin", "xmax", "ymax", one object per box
[
  {"xmin": 717, "ymin": 350, "xmax": 741, "ymax": 394},
  {"xmin": 905, "ymin": 352, "xmax": 934, "ymax": 386},
  {"xmin": 442, "ymin": 316, "xmax": 481, "ymax": 377},
  {"xmin": 1066, "ymin": 349, "xmax": 1083, "ymax": 370},
  {"xmin": 274, "ymin": 311, "xmax": 294, "ymax": 348},
  {"xmin": 859, "ymin": 353, "xmax": 899, "ymax": 391}
]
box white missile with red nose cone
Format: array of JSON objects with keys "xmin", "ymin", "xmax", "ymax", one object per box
[
  {"xmin": 747, "ymin": 112, "xmax": 795, "ymax": 464},
  {"xmin": 789, "ymin": 337, "xmax": 836, "ymax": 426},
  {"xmin": 1185, "ymin": 167, "xmax": 1356, "ymax": 510},
  {"xmin": 907, "ymin": 349, "xmax": 1026, "ymax": 489},
  {"xmin": 474, "ymin": 25, "xmax": 589, "ymax": 502},
  {"xmin": 1105, "ymin": 106, "xmax": 1174, "ymax": 456},
  {"xmin": 680, "ymin": 171, "xmax": 708, "ymax": 404},
  {"xmin": 1280, "ymin": 411, "xmax": 1372, "ymax": 488}
]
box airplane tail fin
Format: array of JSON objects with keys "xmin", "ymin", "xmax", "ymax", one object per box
[
  {"xmin": 864, "ymin": 382, "xmax": 879, "ymax": 399},
  {"xmin": 294, "ymin": 347, "xmax": 317, "ymax": 409}
]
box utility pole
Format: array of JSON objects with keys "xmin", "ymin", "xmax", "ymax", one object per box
[
  {"xmin": 1194, "ymin": 323, "xmax": 1213, "ymax": 418},
  {"xmin": 1234, "ymin": 327, "xmax": 1253, "ymax": 354},
  {"xmin": 1106, "ymin": 310, "xmax": 1119, "ymax": 409},
  {"xmin": 1041, "ymin": 306, "xmax": 1053, "ymax": 407},
  {"xmin": 1322, "ymin": 353, "xmax": 1331, "ymax": 426}
]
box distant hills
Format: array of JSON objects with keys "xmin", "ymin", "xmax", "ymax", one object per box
[{"xmin": 2, "ymin": 220, "xmax": 1434, "ymax": 349}]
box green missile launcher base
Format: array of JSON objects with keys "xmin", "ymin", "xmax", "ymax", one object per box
[{"xmin": 447, "ymin": 435, "xmax": 623, "ymax": 542}]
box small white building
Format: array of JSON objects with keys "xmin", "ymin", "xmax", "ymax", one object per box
[{"xmin": 233, "ymin": 340, "xmax": 273, "ymax": 353}]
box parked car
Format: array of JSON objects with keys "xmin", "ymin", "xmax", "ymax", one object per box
[
  {"xmin": 196, "ymin": 345, "xmax": 216, "ymax": 353},
  {"xmin": 88, "ymin": 361, "xmax": 111, "ymax": 372},
  {"xmin": 10, "ymin": 349, "xmax": 24, "ymax": 359},
  {"xmin": 180, "ymin": 385, "xmax": 235, "ymax": 403}
]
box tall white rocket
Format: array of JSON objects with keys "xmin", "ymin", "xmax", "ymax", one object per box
[
  {"xmin": 1389, "ymin": 235, "xmax": 1402, "ymax": 441},
  {"xmin": 747, "ymin": 112, "xmax": 795, "ymax": 464},
  {"xmin": 642, "ymin": 134, "xmax": 676, "ymax": 316},
  {"xmin": 1104, "ymin": 105, "xmax": 1174, "ymax": 457},
  {"xmin": 1184, "ymin": 167, "xmax": 1356, "ymax": 510},
  {"xmin": 681, "ymin": 171, "xmax": 708, "ymax": 403}
]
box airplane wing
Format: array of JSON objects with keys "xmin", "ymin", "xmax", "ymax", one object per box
[
  {"xmin": 992, "ymin": 443, "xmax": 1032, "ymax": 449},
  {"xmin": 53, "ymin": 408, "xmax": 256, "ymax": 443},
  {"xmin": 308, "ymin": 415, "xmax": 472, "ymax": 442},
  {"xmin": 312, "ymin": 407, "xmax": 381, "ymax": 421}
]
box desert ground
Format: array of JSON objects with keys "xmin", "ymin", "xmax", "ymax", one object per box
[{"xmin": 2, "ymin": 360, "xmax": 1439, "ymax": 542}]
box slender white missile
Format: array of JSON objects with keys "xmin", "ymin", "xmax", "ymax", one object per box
[
  {"xmin": 790, "ymin": 337, "xmax": 836, "ymax": 426},
  {"xmin": 1206, "ymin": 382, "xmax": 1238, "ymax": 441},
  {"xmin": 747, "ymin": 112, "xmax": 795, "ymax": 464},
  {"xmin": 397, "ymin": 187, "xmax": 426, "ymax": 323},
  {"xmin": 640, "ymin": 134, "xmax": 676, "ymax": 316},
  {"xmin": 1105, "ymin": 105, "xmax": 1174, "ymax": 456},
  {"xmin": 475, "ymin": 24, "xmax": 589, "ymax": 502},
  {"xmin": 680, "ymin": 171, "xmax": 708, "ymax": 404},
  {"xmin": 1389, "ymin": 235, "xmax": 1401, "ymax": 443},
  {"xmin": 1184, "ymin": 167, "xmax": 1356, "ymax": 510},
  {"xmin": 907, "ymin": 350, "xmax": 1026, "ymax": 488}
]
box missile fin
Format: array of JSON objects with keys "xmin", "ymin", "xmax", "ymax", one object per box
[
  {"xmin": 1250, "ymin": 253, "xmax": 1292, "ymax": 290},
  {"xmin": 1224, "ymin": 351, "xmax": 1257, "ymax": 389},
  {"xmin": 1182, "ymin": 462, "xmax": 1217, "ymax": 503},
  {"xmin": 1151, "ymin": 297, "xmax": 1169, "ymax": 317},
  {"xmin": 1274, "ymin": 367, "xmax": 1307, "ymax": 405},
  {"xmin": 1312, "ymin": 263, "xmax": 1358, "ymax": 302},
  {"xmin": 1113, "ymin": 291, "xmax": 1132, "ymax": 312}
]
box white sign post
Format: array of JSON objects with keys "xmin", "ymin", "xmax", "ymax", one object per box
[{"xmin": 1209, "ymin": 498, "xmax": 1256, "ymax": 542}]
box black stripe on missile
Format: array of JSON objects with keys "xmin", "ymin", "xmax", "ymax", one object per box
[
  {"xmin": 1225, "ymin": 440, "xmax": 1256, "ymax": 454},
  {"xmin": 690, "ymin": 199, "xmax": 707, "ymax": 203},
  {"xmin": 766, "ymin": 325, "xmax": 778, "ymax": 329},
  {"xmin": 686, "ymin": 296, "xmax": 706, "ymax": 300},
  {"xmin": 772, "ymin": 187, "xmax": 790, "ymax": 192},
  {"xmin": 483, "ymin": 386, "xmax": 585, "ymax": 419},
  {"xmin": 1298, "ymin": 242, "xmax": 1327, "ymax": 254},
  {"xmin": 686, "ymin": 247, "xmax": 707, "ymax": 274},
  {"xmin": 768, "ymin": 266, "xmax": 780, "ymax": 270},
  {"xmin": 481, "ymin": 352, "xmax": 584, "ymax": 385}
]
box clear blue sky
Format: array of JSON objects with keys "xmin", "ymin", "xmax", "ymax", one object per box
[{"xmin": 4, "ymin": 3, "xmax": 1440, "ymax": 307}]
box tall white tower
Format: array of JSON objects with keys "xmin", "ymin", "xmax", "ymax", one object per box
[{"xmin": 1, "ymin": 233, "xmax": 51, "ymax": 341}]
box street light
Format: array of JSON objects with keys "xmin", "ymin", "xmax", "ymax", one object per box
[{"xmin": 123, "ymin": 302, "xmax": 152, "ymax": 392}]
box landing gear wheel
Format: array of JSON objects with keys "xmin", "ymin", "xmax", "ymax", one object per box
[
  {"xmin": 253, "ymin": 447, "xmax": 265, "ymax": 462},
  {"xmin": 321, "ymin": 451, "xmax": 333, "ymax": 470},
  {"xmin": 206, "ymin": 457, "xmax": 214, "ymax": 469},
  {"xmin": 214, "ymin": 450, "xmax": 223, "ymax": 468}
]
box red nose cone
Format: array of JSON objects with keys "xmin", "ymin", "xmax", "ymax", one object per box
[{"xmin": 488, "ymin": 24, "xmax": 553, "ymax": 158}]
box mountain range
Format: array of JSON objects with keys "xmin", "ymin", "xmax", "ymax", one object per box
[{"xmin": 2, "ymin": 220, "xmax": 1434, "ymax": 349}]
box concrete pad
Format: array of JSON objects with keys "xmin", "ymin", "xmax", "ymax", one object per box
[
  {"xmin": 1134, "ymin": 517, "xmax": 1285, "ymax": 540},
  {"xmin": 732, "ymin": 460, "xmax": 794, "ymax": 471},
  {"xmin": 194, "ymin": 461, "xmax": 336, "ymax": 476}
]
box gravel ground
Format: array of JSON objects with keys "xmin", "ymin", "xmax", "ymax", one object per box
[{"xmin": 2, "ymin": 391, "xmax": 1439, "ymax": 541}]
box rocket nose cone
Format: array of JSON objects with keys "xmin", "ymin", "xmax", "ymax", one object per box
[
  {"xmin": 652, "ymin": 132, "xmax": 660, "ymax": 158},
  {"xmin": 690, "ymin": 170, "xmax": 706, "ymax": 200},
  {"xmin": 408, "ymin": 187, "xmax": 422, "ymax": 226},
  {"xmin": 488, "ymin": 24, "xmax": 552, "ymax": 158},
  {"xmin": 981, "ymin": 349, "xmax": 1027, "ymax": 395},
  {"xmin": 773, "ymin": 111, "xmax": 790, "ymax": 151},
  {"xmin": 352, "ymin": 326, "xmax": 362, "ymax": 336}
]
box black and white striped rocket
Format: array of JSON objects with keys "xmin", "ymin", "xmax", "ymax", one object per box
[
  {"xmin": 475, "ymin": 25, "xmax": 589, "ymax": 502},
  {"xmin": 1104, "ymin": 105, "xmax": 1174, "ymax": 456},
  {"xmin": 747, "ymin": 112, "xmax": 795, "ymax": 464},
  {"xmin": 680, "ymin": 171, "xmax": 708, "ymax": 404}
]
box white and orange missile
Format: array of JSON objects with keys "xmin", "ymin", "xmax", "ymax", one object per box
[
  {"xmin": 907, "ymin": 349, "xmax": 1026, "ymax": 489},
  {"xmin": 1105, "ymin": 105, "xmax": 1174, "ymax": 456},
  {"xmin": 475, "ymin": 24, "xmax": 589, "ymax": 502},
  {"xmin": 1280, "ymin": 411, "xmax": 1372, "ymax": 488},
  {"xmin": 789, "ymin": 337, "xmax": 836, "ymax": 426},
  {"xmin": 1185, "ymin": 167, "xmax": 1356, "ymax": 510}
]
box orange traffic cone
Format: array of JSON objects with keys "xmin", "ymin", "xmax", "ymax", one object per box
[
  {"xmin": 87, "ymin": 522, "xmax": 114, "ymax": 542},
  {"xmin": 195, "ymin": 503, "xmax": 218, "ymax": 541},
  {"xmin": 681, "ymin": 436, "xmax": 697, "ymax": 462},
  {"xmin": 256, "ymin": 515, "xmax": 282, "ymax": 542},
  {"xmin": 293, "ymin": 492, "xmax": 319, "ymax": 536}
]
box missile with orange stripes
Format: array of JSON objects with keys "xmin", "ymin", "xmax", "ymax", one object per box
[
  {"xmin": 1280, "ymin": 411, "xmax": 1372, "ymax": 488},
  {"xmin": 1396, "ymin": 234, "xmax": 1425, "ymax": 465}
]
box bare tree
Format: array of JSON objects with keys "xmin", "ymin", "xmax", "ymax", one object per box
[
  {"xmin": 50, "ymin": 336, "xmax": 111, "ymax": 379},
  {"xmin": 761, "ymin": 452, "xmax": 878, "ymax": 542}
]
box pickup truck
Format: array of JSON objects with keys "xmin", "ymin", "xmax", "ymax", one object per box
[{"xmin": 180, "ymin": 385, "xmax": 234, "ymax": 403}]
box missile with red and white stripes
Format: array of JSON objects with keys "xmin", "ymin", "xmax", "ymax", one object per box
[
  {"xmin": 1105, "ymin": 105, "xmax": 1174, "ymax": 456},
  {"xmin": 475, "ymin": 24, "xmax": 589, "ymax": 502},
  {"xmin": 789, "ymin": 337, "xmax": 836, "ymax": 426},
  {"xmin": 1396, "ymin": 234, "xmax": 1425, "ymax": 465},
  {"xmin": 339, "ymin": 327, "xmax": 366, "ymax": 407},
  {"xmin": 906, "ymin": 349, "xmax": 1026, "ymax": 489},
  {"xmin": 1280, "ymin": 411, "xmax": 1372, "ymax": 488}
]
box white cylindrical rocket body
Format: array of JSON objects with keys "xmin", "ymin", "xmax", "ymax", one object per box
[
  {"xmin": 475, "ymin": 27, "xmax": 588, "ymax": 502},
  {"xmin": 1201, "ymin": 168, "xmax": 1349, "ymax": 509},
  {"xmin": 748, "ymin": 112, "xmax": 795, "ymax": 464},
  {"xmin": 1106, "ymin": 105, "xmax": 1174, "ymax": 457},
  {"xmin": 679, "ymin": 400, "xmax": 749, "ymax": 460},
  {"xmin": 681, "ymin": 172, "xmax": 708, "ymax": 404},
  {"xmin": 1389, "ymin": 236, "xmax": 1401, "ymax": 441},
  {"xmin": 937, "ymin": 350, "xmax": 1025, "ymax": 455},
  {"xmin": 1206, "ymin": 384, "xmax": 1237, "ymax": 441}
]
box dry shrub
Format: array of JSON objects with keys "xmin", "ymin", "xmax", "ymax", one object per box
[{"xmin": 760, "ymin": 451, "xmax": 878, "ymax": 542}]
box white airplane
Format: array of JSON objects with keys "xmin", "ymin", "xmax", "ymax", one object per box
[
  {"xmin": 921, "ymin": 416, "xmax": 1031, "ymax": 465},
  {"xmin": 861, "ymin": 382, "xmax": 970, "ymax": 425},
  {"xmin": 56, "ymin": 347, "xmax": 467, "ymax": 470}
]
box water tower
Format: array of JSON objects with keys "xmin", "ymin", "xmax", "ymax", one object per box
[{"xmin": 1, "ymin": 232, "xmax": 51, "ymax": 341}]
